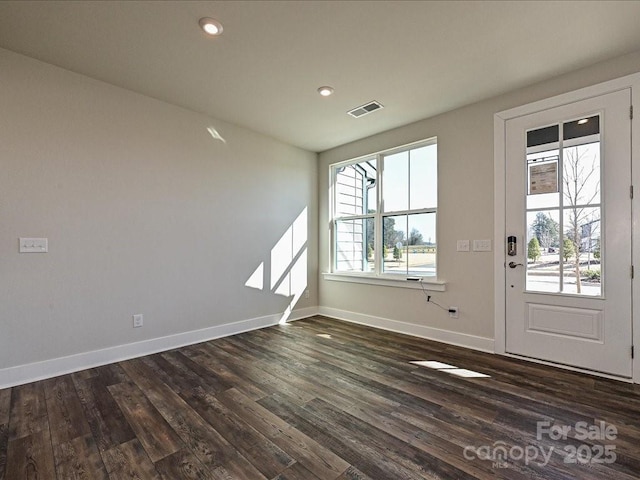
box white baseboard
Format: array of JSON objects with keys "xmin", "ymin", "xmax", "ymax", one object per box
[
  {"xmin": 287, "ymin": 306, "xmax": 319, "ymax": 322},
  {"xmin": 317, "ymin": 306, "xmax": 495, "ymax": 353},
  {"xmin": 0, "ymin": 307, "xmax": 319, "ymax": 389}
]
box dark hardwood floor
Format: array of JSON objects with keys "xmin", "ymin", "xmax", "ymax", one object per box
[{"xmin": 1, "ymin": 315, "xmax": 639, "ymax": 479}]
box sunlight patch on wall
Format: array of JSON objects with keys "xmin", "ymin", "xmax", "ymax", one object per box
[
  {"xmin": 276, "ymin": 248, "xmax": 308, "ymax": 324},
  {"xmin": 271, "ymin": 208, "xmax": 307, "ymax": 290},
  {"xmin": 292, "ymin": 208, "xmax": 307, "ymax": 257},
  {"xmin": 207, "ymin": 126, "xmax": 227, "ymax": 143},
  {"xmin": 244, "ymin": 207, "xmax": 309, "ymax": 325},
  {"xmin": 245, "ymin": 262, "xmax": 264, "ymax": 290},
  {"xmin": 274, "ymin": 248, "xmax": 307, "ymax": 297}
]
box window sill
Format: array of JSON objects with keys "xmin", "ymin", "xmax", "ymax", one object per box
[{"xmin": 322, "ymin": 272, "xmax": 446, "ymax": 291}]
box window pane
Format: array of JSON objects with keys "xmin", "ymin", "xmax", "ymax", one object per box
[
  {"xmin": 527, "ymin": 124, "xmax": 559, "ymax": 147},
  {"xmin": 410, "ymin": 144, "xmax": 437, "ymax": 210},
  {"xmin": 563, "ymin": 142, "xmax": 600, "ymax": 206},
  {"xmin": 335, "ymin": 218, "xmax": 374, "ymax": 273},
  {"xmin": 526, "ymin": 210, "xmax": 560, "ymax": 293},
  {"xmin": 563, "ymin": 116, "xmax": 599, "ymax": 140},
  {"xmin": 561, "ymin": 207, "xmax": 601, "ymax": 296},
  {"xmin": 382, "ymin": 151, "xmax": 408, "ymax": 212},
  {"xmin": 382, "ymin": 215, "xmax": 407, "ymax": 273},
  {"xmin": 382, "ymin": 213, "xmax": 436, "ymax": 275},
  {"xmin": 407, "ymin": 213, "xmax": 436, "ymax": 275},
  {"xmin": 335, "ymin": 159, "xmax": 377, "ymax": 216}
]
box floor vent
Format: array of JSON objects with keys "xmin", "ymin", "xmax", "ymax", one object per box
[{"xmin": 348, "ymin": 100, "xmax": 384, "ymax": 118}]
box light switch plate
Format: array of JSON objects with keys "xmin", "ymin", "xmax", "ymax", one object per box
[
  {"xmin": 456, "ymin": 240, "xmax": 470, "ymax": 252},
  {"xmin": 473, "ymin": 239, "xmax": 492, "ymax": 252},
  {"xmin": 19, "ymin": 237, "xmax": 48, "ymax": 253}
]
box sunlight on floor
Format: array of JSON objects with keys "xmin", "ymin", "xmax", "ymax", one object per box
[{"xmin": 410, "ymin": 360, "xmax": 490, "ymax": 378}]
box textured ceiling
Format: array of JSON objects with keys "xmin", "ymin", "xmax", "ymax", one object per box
[{"xmin": 1, "ymin": 1, "xmax": 640, "ymax": 152}]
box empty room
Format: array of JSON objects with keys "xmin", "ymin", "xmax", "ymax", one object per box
[{"xmin": 1, "ymin": 1, "xmax": 640, "ymax": 479}]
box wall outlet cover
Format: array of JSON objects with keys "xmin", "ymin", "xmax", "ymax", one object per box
[
  {"xmin": 456, "ymin": 240, "xmax": 470, "ymax": 252},
  {"xmin": 19, "ymin": 237, "xmax": 48, "ymax": 253},
  {"xmin": 473, "ymin": 239, "xmax": 492, "ymax": 252},
  {"xmin": 133, "ymin": 314, "xmax": 144, "ymax": 328}
]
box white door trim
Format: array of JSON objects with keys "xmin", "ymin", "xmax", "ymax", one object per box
[{"xmin": 494, "ymin": 72, "xmax": 640, "ymax": 383}]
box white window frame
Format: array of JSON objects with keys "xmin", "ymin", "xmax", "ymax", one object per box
[{"xmin": 325, "ymin": 137, "xmax": 445, "ymax": 291}]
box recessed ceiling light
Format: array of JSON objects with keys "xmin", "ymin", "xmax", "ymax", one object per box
[
  {"xmin": 199, "ymin": 17, "xmax": 223, "ymax": 36},
  {"xmin": 578, "ymin": 118, "xmax": 589, "ymax": 125},
  {"xmin": 317, "ymin": 86, "xmax": 334, "ymax": 97}
]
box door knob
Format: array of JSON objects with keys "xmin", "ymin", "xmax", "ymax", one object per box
[{"xmin": 508, "ymin": 261, "xmax": 524, "ymax": 268}]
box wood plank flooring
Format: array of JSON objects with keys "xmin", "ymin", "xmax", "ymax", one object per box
[{"xmin": 1, "ymin": 316, "xmax": 639, "ymax": 479}]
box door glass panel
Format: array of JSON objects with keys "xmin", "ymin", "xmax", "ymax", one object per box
[
  {"xmin": 524, "ymin": 116, "xmax": 601, "ymax": 296},
  {"xmin": 562, "ymin": 207, "xmax": 601, "ymax": 296},
  {"xmin": 562, "ymin": 141, "xmax": 600, "ymax": 206},
  {"xmin": 527, "ymin": 124, "xmax": 559, "ymax": 147},
  {"xmin": 564, "ymin": 115, "xmax": 600, "ymax": 140},
  {"xmin": 526, "ymin": 210, "xmax": 560, "ymax": 293}
]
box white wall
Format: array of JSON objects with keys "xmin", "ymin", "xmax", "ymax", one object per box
[
  {"xmin": 5, "ymin": 43, "xmax": 640, "ymax": 386},
  {"xmin": 318, "ymin": 50, "xmax": 640, "ymax": 348},
  {"xmin": 0, "ymin": 48, "xmax": 318, "ymax": 379}
]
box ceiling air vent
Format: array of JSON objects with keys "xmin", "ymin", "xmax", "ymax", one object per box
[{"xmin": 347, "ymin": 100, "xmax": 384, "ymax": 118}]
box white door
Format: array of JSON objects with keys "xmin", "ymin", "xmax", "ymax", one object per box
[{"xmin": 505, "ymin": 89, "xmax": 633, "ymax": 377}]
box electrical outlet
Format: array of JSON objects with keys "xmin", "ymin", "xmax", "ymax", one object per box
[
  {"xmin": 304, "ymin": 289, "xmax": 310, "ymax": 299},
  {"xmin": 449, "ymin": 307, "xmax": 459, "ymax": 319},
  {"xmin": 133, "ymin": 314, "xmax": 144, "ymax": 328}
]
